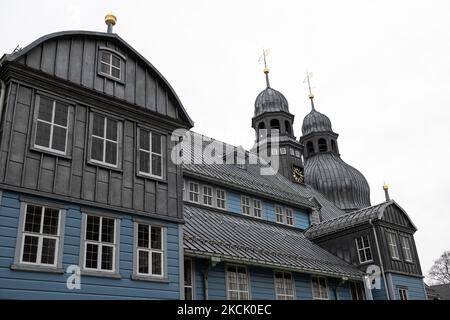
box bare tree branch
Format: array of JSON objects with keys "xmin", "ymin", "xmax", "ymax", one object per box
[{"xmin": 427, "ymin": 251, "xmax": 450, "ymax": 285}]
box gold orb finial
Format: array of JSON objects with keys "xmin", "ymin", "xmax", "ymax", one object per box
[
  {"xmin": 105, "ymin": 12, "xmax": 117, "ymax": 26},
  {"xmin": 383, "ymin": 183, "xmax": 389, "ymax": 190},
  {"xmin": 309, "ymin": 93, "xmax": 314, "ymax": 99},
  {"xmin": 263, "ymin": 67, "xmax": 269, "ymax": 74}
]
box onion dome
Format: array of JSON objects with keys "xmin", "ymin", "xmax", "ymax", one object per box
[
  {"xmin": 254, "ymin": 87, "xmax": 289, "ymax": 116},
  {"xmin": 304, "ymin": 153, "xmax": 371, "ymax": 211},
  {"xmin": 302, "ymin": 108, "xmax": 332, "ymax": 135}
]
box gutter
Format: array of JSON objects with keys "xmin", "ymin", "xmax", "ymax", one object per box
[{"xmin": 369, "ymin": 218, "xmax": 391, "ymax": 300}]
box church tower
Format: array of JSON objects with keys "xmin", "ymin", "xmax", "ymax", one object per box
[
  {"xmin": 251, "ymin": 64, "xmax": 304, "ymax": 183},
  {"xmin": 300, "ymin": 92, "xmax": 371, "ymax": 211}
]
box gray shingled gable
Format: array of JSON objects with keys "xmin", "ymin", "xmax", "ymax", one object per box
[{"xmin": 183, "ymin": 205, "xmax": 364, "ymax": 279}]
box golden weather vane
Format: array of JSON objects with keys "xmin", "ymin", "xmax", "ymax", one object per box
[{"xmin": 258, "ymin": 49, "xmax": 271, "ymax": 87}]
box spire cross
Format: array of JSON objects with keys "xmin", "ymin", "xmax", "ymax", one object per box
[
  {"xmin": 259, "ymin": 49, "xmax": 271, "ymax": 88},
  {"xmin": 303, "ymin": 72, "xmax": 315, "ymax": 110}
]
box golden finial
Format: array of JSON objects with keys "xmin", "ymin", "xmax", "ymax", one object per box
[
  {"xmin": 105, "ymin": 12, "xmax": 117, "ymax": 33},
  {"xmin": 383, "ymin": 182, "xmax": 390, "ymax": 201},
  {"xmin": 383, "ymin": 183, "xmax": 389, "ymax": 190},
  {"xmin": 259, "ymin": 49, "xmax": 271, "ymax": 88}
]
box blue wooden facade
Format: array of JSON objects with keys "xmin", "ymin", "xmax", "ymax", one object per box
[{"xmin": 0, "ymin": 191, "xmax": 182, "ymax": 299}]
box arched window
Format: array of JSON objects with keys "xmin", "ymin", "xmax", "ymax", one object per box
[
  {"xmin": 331, "ymin": 139, "xmax": 336, "ymax": 152},
  {"xmin": 307, "ymin": 141, "xmax": 314, "ymax": 154},
  {"xmin": 285, "ymin": 121, "xmax": 292, "ymax": 135},
  {"xmin": 258, "ymin": 122, "xmax": 266, "ymax": 139},
  {"xmin": 270, "ymin": 119, "xmax": 280, "ymax": 132},
  {"xmin": 318, "ymin": 138, "xmax": 328, "ymax": 152}
]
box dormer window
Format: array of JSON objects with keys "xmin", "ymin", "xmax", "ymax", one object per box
[{"xmin": 98, "ymin": 48, "xmax": 125, "ymax": 82}]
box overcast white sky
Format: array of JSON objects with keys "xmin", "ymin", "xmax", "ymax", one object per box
[{"xmin": 1, "ymin": 0, "xmax": 449, "ymax": 277}]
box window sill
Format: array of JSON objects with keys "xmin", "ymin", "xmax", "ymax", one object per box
[
  {"xmin": 358, "ymin": 260, "xmax": 374, "ymax": 265},
  {"xmin": 81, "ymin": 269, "xmax": 122, "ymax": 279},
  {"xmin": 131, "ymin": 274, "xmax": 169, "ymax": 283},
  {"xmin": 30, "ymin": 146, "xmax": 72, "ymax": 160},
  {"xmin": 11, "ymin": 263, "xmax": 64, "ymax": 274},
  {"xmin": 87, "ymin": 160, "xmax": 123, "ymax": 173},
  {"xmin": 136, "ymin": 172, "xmax": 167, "ymax": 184}
]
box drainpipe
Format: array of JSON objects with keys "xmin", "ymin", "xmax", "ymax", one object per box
[
  {"xmin": 204, "ymin": 268, "xmax": 209, "ymax": 300},
  {"xmin": 369, "ymin": 218, "xmax": 391, "ymax": 300},
  {"xmin": 0, "ymin": 79, "xmax": 6, "ymax": 125}
]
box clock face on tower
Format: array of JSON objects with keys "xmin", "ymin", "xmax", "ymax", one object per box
[{"xmin": 292, "ymin": 166, "xmax": 304, "ymax": 183}]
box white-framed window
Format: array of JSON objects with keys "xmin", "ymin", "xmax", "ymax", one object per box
[
  {"xmin": 189, "ymin": 182, "xmax": 199, "ymax": 203},
  {"xmin": 355, "ymin": 235, "xmax": 373, "ymax": 263},
  {"xmin": 19, "ymin": 204, "xmax": 61, "ymax": 267},
  {"xmin": 311, "ymin": 276, "xmax": 329, "ymax": 300},
  {"xmin": 400, "ymin": 236, "xmax": 413, "ymax": 262},
  {"xmin": 398, "ymin": 288, "xmax": 408, "ymax": 300},
  {"xmin": 280, "ymin": 147, "xmax": 287, "ymax": 155},
  {"xmin": 83, "ymin": 215, "xmax": 117, "ymax": 272},
  {"xmin": 275, "ymin": 206, "xmax": 284, "ymax": 224},
  {"xmin": 34, "ymin": 95, "xmax": 71, "ymax": 155},
  {"xmin": 241, "ymin": 196, "xmax": 251, "ymax": 215},
  {"xmin": 285, "ymin": 208, "xmax": 294, "ymax": 226},
  {"xmin": 184, "ymin": 258, "xmax": 194, "ymax": 300},
  {"xmin": 295, "ymin": 150, "xmax": 301, "ymax": 158},
  {"xmin": 227, "ymin": 265, "xmax": 250, "ymax": 300},
  {"xmin": 216, "ymin": 189, "xmax": 226, "ymax": 209},
  {"xmin": 136, "ymin": 223, "xmax": 164, "ymax": 277},
  {"xmin": 290, "ymin": 148, "xmax": 295, "ymax": 156},
  {"xmin": 350, "ymin": 282, "xmax": 365, "ymax": 300},
  {"xmin": 99, "ymin": 50, "xmax": 121, "ymax": 80},
  {"xmin": 203, "ymin": 186, "xmax": 213, "ymax": 206},
  {"xmin": 90, "ymin": 113, "xmax": 121, "ymax": 167},
  {"xmin": 387, "ymin": 232, "xmax": 400, "ymax": 260},
  {"xmin": 138, "ymin": 128, "xmax": 163, "ymax": 178},
  {"xmin": 237, "ymin": 157, "xmax": 246, "ymax": 169},
  {"xmin": 271, "ymin": 148, "xmax": 279, "ymax": 156},
  {"xmin": 253, "ymin": 199, "xmax": 262, "ymax": 218},
  {"xmin": 274, "ymin": 271, "xmax": 294, "ymax": 300}
]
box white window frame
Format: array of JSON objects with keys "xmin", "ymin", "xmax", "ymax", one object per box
[
  {"xmin": 280, "ymin": 147, "xmax": 287, "ymax": 155},
  {"xmin": 89, "ymin": 113, "xmax": 121, "ymax": 168},
  {"xmin": 189, "ymin": 182, "xmax": 200, "ymax": 203},
  {"xmin": 387, "ymin": 232, "xmax": 400, "ymax": 260},
  {"xmin": 82, "ymin": 214, "xmax": 118, "ymax": 273},
  {"xmin": 135, "ymin": 223, "xmax": 165, "ymax": 278},
  {"xmin": 398, "ymin": 287, "xmax": 409, "ymax": 300},
  {"xmin": 355, "ymin": 235, "xmax": 373, "ymax": 264},
  {"xmin": 184, "ymin": 258, "xmax": 194, "ymax": 300},
  {"xmin": 295, "ymin": 150, "xmax": 301, "ymax": 158},
  {"xmin": 241, "ymin": 196, "xmax": 251, "ymax": 215},
  {"xmin": 203, "ymin": 185, "xmax": 213, "ymax": 206},
  {"xmin": 226, "ymin": 265, "xmax": 250, "ymax": 300},
  {"xmin": 33, "ymin": 96, "xmax": 70, "ymax": 155},
  {"xmin": 253, "ymin": 199, "xmax": 262, "ymax": 218},
  {"xmin": 400, "ymin": 235, "xmax": 413, "ymax": 262},
  {"xmin": 275, "ymin": 206, "xmax": 284, "ymax": 224},
  {"xmin": 216, "ymin": 188, "xmax": 227, "ymax": 209},
  {"xmin": 285, "ymin": 208, "xmax": 294, "ymax": 226},
  {"xmin": 19, "ymin": 204, "xmax": 61, "ymax": 267},
  {"xmin": 290, "ymin": 148, "xmax": 295, "ymax": 156},
  {"xmin": 99, "ymin": 50, "xmax": 122, "ymax": 80},
  {"xmin": 274, "ymin": 271, "xmax": 295, "ymax": 300},
  {"xmin": 138, "ymin": 128, "xmax": 164, "ymax": 179},
  {"xmin": 311, "ymin": 276, "xmax": 329, "ymax": 300},
  {"xmin": 350, "ymin": 282, "xmax": 365, "ymax": 300}
]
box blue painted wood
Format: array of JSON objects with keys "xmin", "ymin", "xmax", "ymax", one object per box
[
  {"xmin": 249, "ymin": 266, "xmax": 275, "ymax": 300},
  {"xmin": 371, "ymin": 276, "xmax": 388, "ymax": 300},
  {"xmin": 264, "ymin": 202, "xmax": 275, "ymax": 223},
  {"xmin": 227, "ymin": 191, "xmax": 241, "ymax": 214},
  {"xmin": 294, "ymin": 208, "xmax": 310, "ymax": 230},
  {"xmin": 389, "ymin": 273, "xmax": 426, "ymax": 300},
  {"xmin": 0, "ymin": 190, "xmax": 181, "ymax": 300}
]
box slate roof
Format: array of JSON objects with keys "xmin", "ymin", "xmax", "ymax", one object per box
[
  {"xmin": 183, "ymin": 205, "xmax": 364, "ymax": 279},
  {"xmin": 305, "ymin": 201, "xmax": 389, "ymax": 239},
  {"xmin": 302, "ymin": 107, "xmax": 333, "ymax": 135},
  {"xmin": 254, "ymin": 87, "xmax": 290, "ymax": 116},
  {"xmin": 182, "ymin": 132, "xmax": 346, "ymax": 221}
]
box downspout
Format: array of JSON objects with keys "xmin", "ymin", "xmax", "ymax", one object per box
[
  {"xmin": 369, "ymin": 218, "xmax": 391, "ymax": 300},
  {"xmin": 204, "ymin": 268, "xmax": 209, "ymax": 300},
  {"xmin": 0, "ymin": 79, "xmax": 6, "ymax": 125}
]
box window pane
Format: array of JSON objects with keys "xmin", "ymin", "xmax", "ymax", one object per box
[
  {"xmin": 185, "ymin": 288, "xmax": 193, "ymax": 300},
  {"xmin": 92, "ymin": 114, "xmax": 105, "ymax": 137},
  {"xmin": 138, "ymin": 224, "xmax": 149, "ymax": 248},
  {"xmin": 106, "ymin": 119, "xmax": 118, "ymax": 141},
  {"xmin": 91, "ymin": 136, "xmax": 104, "ymax": 162},
  {"xmin": 86, "ymin": 215, "xmax": 100, "ymax": 241},
  {"xmin": 54, "ymin": 102, "xmax": 68, "ymax": 126},
  {"xmin": 101, "ymin": 245, "xmax": 114, "ymax": 270},
  {"xmin": 184, "ymin": 259, "xmax": 192, "ymax": 285},
  {"xmin": 105, "ymin": 141, "xmax": 117, "ymax": 165},
  {"xmin": 139, "ymin": 151, "xmax": 150, "ymax": 173},
  {"xmin": 111, "ymin": 67, "xmax": 121, "ymax": 79},
  {"xmin": 152, "ymin": 252, "xmax": 162, "ymax": 275},
  {"xmin": 35, "ymin": 121, "xmax": 51, "ymax": 148},
  {"xmin": 152, "ymin": 133, "xmax": 162, "ymax": 154},
  {"xmin": 101, "ymin": 51, "xmax": 110, "ymax": 63},
  {"xmin": 140, "ymin": 129, "xmax": 150, "ymax": 151},
  {"xmin": 41, "ymin": 238, "xmax": 56, "ymax": 264},
  {"xmin": 101, "ymin": 218, "xmax": 115, "ymax": 243},
  {"xmin": 51, "ymin": 126, "xmax": 67, "ymax": 152},
  {"xmin": 85, "ymin": 243, "xmax": 98, "ymax": 269},
  {"xmin": 100, "ymin": 62, "xmax": 109, "ymax": 74},
  {"xmin": 38, "ymin": 97, "xmax": 53, "ymax": 122},
  {"xmin": 111, "ymin": 55, "xmax": 121, "ymax": 67},
  {"xmin": 24, "ymin": 205, "xmax": 42, "ymax": 233},
  {"xmin": 138, "ymin": 250, "xmax": 149, "ymax": 274},
  {"xmin": 22, "ymin": 235, "xmax": 39, "ymax": 263},
  {"xmin": 152, "ymin": 154, "xmax": 162, "ymax": 177},
  {"xmin": 151, "ymin": 226, "xmax": 162, "ymax": 249},
  {"xmin": 42, "ymin": 208, "xmax": 59, "ymax": 235}
]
